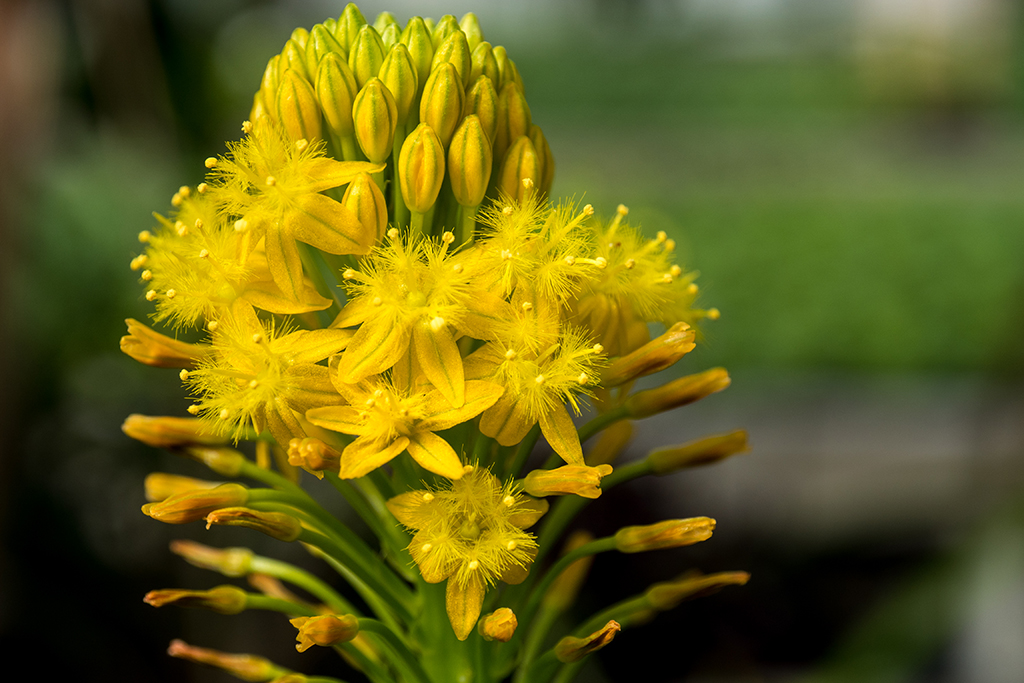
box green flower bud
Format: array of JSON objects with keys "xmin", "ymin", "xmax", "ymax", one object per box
[
  {"xmin": 183, "ymin": 446, "xmax": 245, "ymax": 477},
  {"xmin": 145, "ymin": 585, "xmax": 248, "ymax": 614},
  {"xmin": 352, "ymin": 78, "xmax": 398, "ymax": 163},
  {"xmin": 493, "ymin": 45, "xmax": 512, "ymax": 89},
  {"xmin": 423, "ymin": 17, "xmax": 436, "ymax": 35},
  {"xmin": 290, "ymin": 27, "xmax": 310, "ymax": 50},
  {"xmin": 373, "ymin": 11, "xmax": 399, "ymax": 34},
  {"xmin": 614, "ymin": 517, "xmax": 716, "ymax": 553},
  {"xmin": 464, "ymin": 75, "xmax": 498, "ymax": 142},
  {"xmin": 276, "ymin": 69, "xmax": 322, "ymax": 143},
  {"xmin": 348, "ymin": 25, "xmax": 385, "ymax": 89},
  {"xmin": 399, "ymin": 123, "xmax": 445, "ymax": 213},
  {"xmin": 342, "ymin": 172, "xmax": 389, "ymax": 243},
  {"xmin": 530, "ymin": 124, "xmax": 555, "ymax": 196},
  {"xmin": 554, "ymin": 621, "xmax": 621, "ymax": 663},
  {"xmin": 259, "ymin": 54, "xmax": 281, "ymax": 117},
  {"xmin": 142, "ymin": 483, "xmax": 250, "ymax": 525},
  {"xmin": 322, "ymin": 17, "xmax": 338, "ymax": 37},
  {"xmin": 281, "ymin": 38, "xmax": 311, "ymax": 83},
  {"xmin": 306, "ymin": 24, "xmax": 344, "ymax": 71},
  {"xmin": 379, "ymin": 44, "xmax": 419, "ymax": 124},
  {"xmin": 249, "ymin": 91, "xmax": 269, "ymax": 125},
  {"xmin": 448, "ymin": 115, "xmax": 492, "ymax": 207},
  {"xmin": 380, "ymin": 23, "xmax": 400, "ymax": 51},
  {"xmin": 496, "ymin": 81, "xmax": 531, "ymax": 161},
  {"xmin": 498, "ymin": 135, "xmax": 540, "ymax": 202},
  {"xmin": 431, "ymin": 30, "xmax": 472, "ymax": 89},
  {"xmin": 431, "ymin": 14, "xmax": 459, "ymax": 47},
  {"xmin": 469, "ymin": 42, "xmax": 500, "ymax": 89},
  {"xmin": 316, "ymin": 53, "xmax": 358, "ymax": 138},
  {"xmin": 647, "ymin": 430, "xmax": 750, "ymax": 475},
  {"xmin": 205, "ymin": 507, "xmax": 303, "ymax": 542},
  {"xmin": 420, "ymin": 63, "xmax": 465, "ymax": 148},
  {"xmin": 625, "ymin": 368, "xmax": 731, "ymax": 419},
  {"xmin": 460, "ymin": 13, "xmax": 485, "ymax": 51},
  {"xmin": 291, "ymin": 614, "xmax": 360, "ymax": 652},
  {"xmin": 336, "ymin": 3, "xmax": 367, "ymax": 52},
  {"xmin": 399, "ymin": 17, "xmax": 435, "ymax": 92}
]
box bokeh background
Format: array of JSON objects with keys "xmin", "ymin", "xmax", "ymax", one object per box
[{"xmin": 3, "ymin": 0, "xmax": 1024, "ymax": 680}]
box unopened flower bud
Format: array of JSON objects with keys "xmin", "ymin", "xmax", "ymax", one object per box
[
  {"xmin": 648, "ymin": 430, "xmax": 750, "ymax": 475},
  {"xmin": 602, "ymin": 322, "xmax": 696, "ymax": 387},
  {"xmin": 348, "ymin": 25, "xmax": 385, "ymax": 89},
  {"xmin": 464, "ymin": 75, "xmax": 498, "ymax": 142},
  {"xmin": 614, "ymin": 517, "xmax": 716, "ymax": 553},
  {"xmin": 144, "ymin": 585, "xmax": 248, "ymax": 614},
  {"xmin": 497, "ymin": 135, "xmax": 540, "ymax": 202},
  {"xmin": 460, "ymin": 13, "xmax": 485, "ymax": 51},
  {"xmin": 144, "ymin": 473, "xmax": 221, "ymax": 502},
  {"xmin": 469, "ymin": 42, "xmax": 500, "ymax": 92},
  {"xmin": 249, "ymin": 91, "xmax": 270, "ymax": 124},
  {"xmin": 379, "ymin": 23, "xmax": 400, "ymax": 51},
  {"xmin": 554, "ymin": 620, "xmax": 621, "ymax": 663},
  {"xmin": 305, "ymin": 24, "xmax": 344, "ymax": 72},
  {"xmin": 122, "ymin": 414, "xmax": 228, "ymax": 448},
  {"xmin": 374, "ymin": 11, "xmax": 398, "ymax": 35},
  {"xmin": 281, "ymin": 39, "xmax": 311, "ymax": 83},
  {"xmin": 316, "ymin": 53, "xmax": 358, "ymax": 138},
  {"xmin": 287, "ymin": 437, "xmax": 343, "ymax": 478},
  {"xmin": 183, "ymin": 445, "xmax": 247, "ymax": 477},
  {"xmin": 431, "ymin": 15, "xmax": 460, "ymax": 47},
  {"xmin": 276, "ymin": 69, "xmax": 322, "ymax": 143},
  {"xmin": 478, "ymin": 607, "xmax": 517, "ymax": 642},
  {"xmin": 336, "ymin": 3, "xmax": 367, "ymax": 52},
  {"xmin": 290, "ymin": 614, "xmax": 360, "ymax": 652},
  {"xmin": 352, "ymin": 78, "xmax": 397, "ymax": 163},
  {"xmin": 170, "ymin": 540, "xmax": 254, "ymax": 577},
  {"xmin": 420, "ymin": 63, "xmax": 465, "ymax": 148},
  {"xmin": 431, "ymin": 30, "xmax": 472, "ymax": 89},
  {"xmin": 492, "ymin": 45, "xmax": 513, "ymax": 90},
  {"xmin": 543, "ymin": 530, "xmax": 595, "ymax": 611},
  {"xmin": 205, "ymin": 507, "xmax": 303, "ymax": 542},
  {"xmin": 290, "ymin": 27, "xmax": 310, "ymax": 50},
  {"xmin": 120, "ymin": 318, "xmax": 210, "ymax": 368},
  {"xmin": 645, "ymin": 571, "xmax": 751, "ymax": 611},
  {"xmin": 448, "ymin": 115, "xmax": 492, "ymax": 207},
  {"xmin": 624, "ymin": 367, "xmax": 731, "ymax": 419},
  {"xmin": 495, "ymin": 81, "xmax": 531, "ymax": 161},
  {"xmin": 142, "ymin": 483, "xmax": 249, "ymax": 524},
  {"xmin": 529, "ymin": 124, "xmax": 555, "ymax": 196},
  {"xmin": 167, "ymin": 639, "xmax": 285, "ymax": 680},
  {"xmin": 258, "ymin": 55, "xmax": 281, "ymax": 121},
  {"xmin": 399, "ymin": 17, "xmax": 434, "ymax": 91},
  {"xmin": 522, "ymin": 464, "xmax": 613, "ymax": 500},
  {"xmin": 399, "ymin": 123, "xmax": 445, "ymax": 213},
  {"xmin": 378, "ymin": 44, "xmax": 419, "ymax": 124},
  {"xmin": 341, "ymin": 172, "xmax": 388, "ymax": 245}
]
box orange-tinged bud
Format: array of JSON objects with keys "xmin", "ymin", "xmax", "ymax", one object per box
[
  {"xmin": 529, "ymin": 124, "xmax": 555, "ymax": 196},
  {"xmin": 478, "ymin": 607, "xmax": 517, "ymax": 642},
  {"xmin": 352, "ymin": 78, "xmax": 397, "ymax": 163},
  {"xmin": 624, "ymin": 367, "xmax": 731, "ymax": 419},
  {"xmin": 281, "ymin": 38, "xmax": 311, "ymax": 83},
  {"xmin": 183, "ymin": 445, "xmax": 246, "ymax": 477},
  {"xmin": 602, "ymin": 322, "xmax": 696, "ymax": 387},
  {"xmin": 464, "ymin": 75, "xmax": 498, "ymax": 142},
  {"xmin": 399, "ymin": 123, "xmax": 445, "ymax": 213},
  {"xmin": 614, "ymin": 517, "xmax": 716, "ymax": 553},
  {"xmin": 306, "ymin": 24, "xmax": 344, "ymax": 71},
  {"xmin": 144, "ymin": 473, "xmax": 221, "ymax": 502},
  {"xmin": 522, "ymin": 464, "xmax": 613, "ymax": 500},
  {"xmin": 379, "ymin": 44, "xmax": 419, "ymax": 124},
  {"xmin": 554, "ymin": 620, "xmax": 621, "ymax": 663},
  {"xmin": 170, "ymin": 540, "xmax": 254, "ymax": 577},
  {"xmin": 316, "ymin": 53, "xmax": 358, "ymax": 138},
  {"xmin": 399, "ymin": 17, "xmax": 434, "ymax": 91},
  {"xmin": 645, "ymin": 571, "xmax": 751, "ymax": 611},
  {"xmin": 122, "ymin": 414, "xmax": 228, "ymax": 448},
  {"xmin": 648, "ymin": 429, "xmax": 750, "ymax": 475},
  {"xmin": 287, "ymin": 437, "xmax": 343, "ymax": 478},
  {"xmin": 497, "ymin": 135, "xmax": 540, "ymax": 202},
  {"xmin": 290, "ymin": 614, "xmax": 359, "ymax": 652},
  {"xmin": 341, "ymin": 172, "xmax": 388, "ymax": 245},
  {"xmin": 419, "ymin": 63, "xmax": 465, "ymax": 148},
  {"xmin": 448, "ymin": 115, "xmax": 492, "ymax": 207},
  {"xmin": 431, "ymin": 15, "xmax": 460, "ymax": 47},
  {"xmin": 276, "ymin": 69, "xmax": 322, "ymax": 143},
  {"xmin": 431, "ymin": 30, "xmax": 472, "ymax": 89},
  {"xmin": 205, "ymin": 507, "xmax": 303, "ymax": 542},
  {"xmin": 336, "ymin": 3, "xmax": 367, "ymax": 52},
  {"xmin": 347, "ymin": 25, "xmax": 385, "ymax": 89},
  {"xmin": 142, "ymin": 483, "xmax": 249, "ymax": 524},
  {"xmin": 586, "ymin": 420, "xmax": 634, "ymax": 467},
  {"xmin": 460, "ymin": 13, "xmax": 485, "ymax": 51},
  {"xmin": 543, "ymin": 530, "xmax": 595, "ymax": 611},
  {"xmin": 120, "ymin": 318, "xmax": 210, "ymax": 368},
  {"xmin": 144, "ymin": 585, "xmax": 247, "ymax": 614},
  {"xmin": 167, "ymin": 639, "xmax": 285, "ymax": 681},
  {"xmin": 469, "ymin": 42, "xmax": 500, "ymax": 91},
  {"xmin": 495, "ymin": 81, "xmax": 531, "ymax": 161}
]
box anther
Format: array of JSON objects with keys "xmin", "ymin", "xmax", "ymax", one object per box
[
  {"xmin": 594, "ymin": 257, "xmax": 608, "ymax": 269},
  {"xmin": 670, "ymin": 265, "xmax": 682, "ymax": 277},
  {"xmin": 372, "ymin": 296, "xmax": 382, "ymax": 306},
  {"xmin": 707, "ymin": 308, "xmax": 721, "ymax": 320},
  {"xmin": 453, "ymin": 263, "xmax": 463, "ymax": 273},
  {"xmin": 241, "ymin": 120, "xmax": 253, "ymax": 133},
  {"xmin": 506, "ymin": 541, "xmax": 517, "ymax": 551},
  {"xmin": 423, "ymin": 493, "xmax": 435, "ymax": 502},
  {"xmin": 534, "ymin": 374, "xmax": 546, "ymax": 385},
  {"xmin": 199, "ymin": 249, "xmax": 210, "ymax": 259},
  {"xmin": 194, "ymin": 218, "xmax": 203, "ymax": 230},
  {"xmin": 207, "ymin": 320, "xmax": 219, "ymax": 332},
  {"xmin": 373, "ymin": 389, "xmax": 384, "ymax": 398},
  {"xmin": 219, "ymin": 409, "xmax": 230, "ymax": 420},
  {"xmin": 504, "ymin": 349, "xmax": 517, "ymax": 361},
  {"xmin": 578, "ymin": 373, "xmax": 588, "ymax": 385},
  {"xmin": 687, "ymin": 283, "xmax": 698, "ymax": 294},
  {"xmin": 342, "ymin": 269, "xmax": 356, "ymax": 280},
  {"xmin": 248, "ymin": 379, "xmax": 259, "ymax": 389},
  {"xmin": 421, "ymin": 543, "xmax": 432, "ymax": 553},
  {"xmin": 179, "ymin": 369, "xmax": 190, "ymax": 381},
  {"xmin": 592, "ymin": 343, "xmax": 604, "ymax": 353},
  {"xmin": 166, "ymin": 289, "xmax": 177, "ymax": 299},
  {"xmin": 204, "ymin": 157, "xmax": 218, "ymax": 169},
  {"xmin": 141, "ymin": 270, "xmax": 153, "ymax": 281},
  {"xmin": 364, "ymin": 398, "xmax": 375, "ymax": 408},
  {"xmin": 501, "ymin": 249, "xmax": 513, "ymax": 261},
  {"xmin": 521, "ymin": 302, "xmax": 533, "ymax": 312},
  {"xmin": 502, "ymin": 205, "xmax": 514, "ymax": 216},
  {"xmin": 441, "ymin": 231, "xmax": 455, "ymax": 244},
  {"xmin": 178, "ymin": 186, "xmax": 191, "ymax": 198},
  {"xmin": 138, "ymin": 230, "xmax": 151, "ymax": 243},
  {"xmin": 171, "ymin": 192, "xmax": 183, "ymax": 207},
  {"xmin": 564, "ymin": 255, "xmax": 576, "ymax": 266},
  {"xmin": 625, "ymin": 258, "xmax": 636, "ymax": 269},
  {"xmin": 265, "ymin": 175, "xmax": 276, "ymax": 186},
  {"xmin": 463, "ymin": 465, "xmax": 475, "ymax": 474},
  {"xmin": 429, "ymin": 316, "xmax": 446, "ymax": 332},
  {"xmin": 522, "ymin": 177, "xmax": 534, "ymax": 189},
  {"xmin": 175, "ymin": 221, "xmax": 188, "ymax": 236},
  {"xmin": 583, "ymin": 204, "xmax": 594, "ymax": 216},
  {"xmin": 234, "ymin": 219, "xmax": 248, "ymax": 232},
  {"xmin": 502, "ymin": 495, "xmax": 515, "ymax": 507},
  {"xmin": 187, "ymin": 405, "xmax": 200, "ymax": 415},
  {"xmin": 617, "ymin": 204, "xmax": 629, "ymax": 216},
  {"xmin": 661, "ymin": 273, "xmax": 673, "ymax": 283},
  {"xmin": 664, "ymin": 239, "xmax": 676, "ymax": 251},
  {"xmin": 251, "ymin": 332, "xmax": 263, "ymax": 344},
  {"xmin": 468, "ymin": 560, "xmax": 480, "ymax": 570},
  {"xmin": 387, "ymin": 228, "xmax": 400, "ymax": 240},
  {"xmin": 295, "ymin": 139, "xmax": 308, "ymax": 152},
  {"xmin": 197, "ymin": 183, "xmax": 208, "ymax": 194},
  {"xmin": 130, "ymin": 255, "xmax": 148, "ymax": 270}
]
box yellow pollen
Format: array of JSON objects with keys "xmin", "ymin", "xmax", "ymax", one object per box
[
  {"xmin": 204, "ymin": 157, "xmax": 218, "ymax": 168},
  {"xmin": 187, "ymin": 405, "xmax": 200, "ymax": 415},
  {"xmin": 688, "ymin": 283, "xmax": 698, "ymax": 294},
  {"xmin": 661, "ymin": 273, "xmax": 673, "ymax": 283},
  {"xmin": 463, "ymin": 465, "xmax": 475, "ymax": 474},
  {"xmin": 179, "ymin": 369, "xmax": 190, "ymax": 381},
  {"xmin": 501, "ymin": 249, "xmax": 513, "ymax": 260},
  {"xmin": 502, "ymin": 205, "xmax": 514, "ymax": 216},
  {"xmin": 421, "ymin": 543, "xmax": 432, "ymax": 553},
  {"xmin": 194, "ymin": 218, "xmax": 203, "ymax": 230},
  {"xmin": 295, "ymin": 139, "xmax": 308, "ymax": 151},
  {"xmin": 656, "ymin": 231, "xmax": 667, "ymax": 242},
  {"xmin": 265, "ymin": 175, "xmax": 276, "ymax": 186},
  {"xmin": 138, "ymin": 230, "xmax": 151, "ymax": 243},
  {"xmin": 583, "ymin": 204, "xmax": 594, "ymax": 216},
  {"xmin": 534, "ymin": 374, "xmax": 545, "ymax": 385},
  {"xmin": 197, "ymin": 183, "xmax": 208, "ymax": 193},
  {"xmin": 504, "ymin": 349, "xmax": 517, "ymax": 360},
  {"xmin": 502, "ymin": 495, "xmax": 515, "ymax": 507},
  {"xmin": 342, "ymin": 269, "xmax": 356, "ymax": 280},
  {"xmin": 171, "ymin": 193, "xmax": 183, "ymax": 207},
  {"xmin": 399, "ymin": 408, "xmax": 409, "ymax": 417},
  {"xmin": 617, "ymin": 204, "xmax": 629, "ymax": 216},
  {"xmin": 564, "ymin": 255, "xmax": 576, "ymax": 265},
  {"xmin": 373, "ymin": 389, "xmax": 384, "ymax": 398},
  {"xmin": 441, "ymin": 231, "xmax": 454, "ymax": 244},
  {"xmin": 429, "ymin": 316, "xmax": 445, "ymax": 332},
  {"xmin": 468, "ymin": 560, "xmax": 480, "ymax": 570},
  {"xmin": 141, "ymin": 270, "xmax": 153, "ymax": 281},
  {"xmin": 453, "ymin": 263, "xmax": 463, "ymax": 273},
  {"xmin": 521, "ymin": 302, "xmax": 533, "ymax": 312},
  {"xmin": 507, "ymin": 541, "xmax": 517, "ymax": 551},
  {"xmin": 364, "ymin": 398, "xmax": 375, "ymax": 408},
  {"xmin": 423, "ymin": 492, "xmax": 435, "ymax": 502},
  {"xmin": 219, "ymin": 409, "xmax": 230, "ymax": 420},
  {"xmin": 578, "ymin": 373, "xmax": 588, "ymax": 385},
  {"xmin": 592, "ymin": 343, "xmax": 604, "ymax": 353},
  {"xmin": 625, "ymin": 258, "xmax": 636, "ymax": 269},
  {"xmin": 707, "ymin": 308, "xmax": 721, "ymax": 320},
  {"xmin": 175, "ymin": 221, "xmax": 188, "ymax": 236},
  {"xmin": 387, "ymin": 228, "xmax": 400, "ymax": 239},
  {"xmin": 130, "ymin": 255, "xmax": 147, "ymax": 270},
  {"xmin": 670, "ymin": 265, "xmax": 682, "ymax": 277},
  {"xmin": 234, "ymin": 219, "xmax": 248, "ymax": 232},
  {"xmin": 166, "ymin": 289, "xmax": 177, "ymax": 299},
  {"xmin": 664, "ymin": 239, "xmax": 676, "ymax": 251},
  {"xmin": 207, "ymin": 320, "xmax": 219, "ymax": 332},
  {"xmin": 242, "ymin": 120, "xmax": 253, "ymax": 133},
  {"xmin": 251, "ymin": 332, "xmax": 263, "ymax": 343},
  {"xmin": 199, "ymin": 249, "xmax": 210, "ymax": 259},
  {"xmin": 372, "ymin": 296, "xmax": 382, "ymax": 306},
  {"xmin": 522, "ymin": 177, "xmax": 534, "ymax": 189},
  {"xmin": 594, "ymin": 257, "xmax": 608, "ymax": 269},
  {"xmin": 178, "ymin": 186, "xmax": 191, "ymax": 198}
]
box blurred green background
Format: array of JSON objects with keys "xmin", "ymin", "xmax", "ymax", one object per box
[{"xmin": 2, "ymin": 0, "xmax": 1024, "ymax": 681}]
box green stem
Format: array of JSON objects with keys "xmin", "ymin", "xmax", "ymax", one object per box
[
  {"xmin": 325, "ymin": 472, "xmax": 410, "ymax": 566},
  {"xmin": 506, "ymin": 424, "xmax": 541, "ymax": 480},
  {"xmin": 410, "ymin": 210, "xmax": 427, "ymax": 238},
  {"xmin": 392, "ymin": 123, "xmax": 410, "ymax": 230},
  {"xmin": 455, "ymin": 203, "xmax": 479, "ymax": 245},
  {"xmin": 307, "ymin": 543, "xmax": 405, "ymax": 636},
  {"xmin": 576, "ymin": 405, "xmax": 630, "ymax": 445},
  {"xmin": 244, "ymin": 593, "xmax": 319, "ymax": 617},
  {"xmin": 334, "ymin": 642, "xmax": 395, "ymax": 683},
  {"xmin": 359, "ymin": 619, "xmax": 432, "ymax": 683},
  {"xmin": 341, "ymin": 134, "xmax": 360, "ymax": 161},
  {"xmin": 249, "ymin": 554, "xmax": 358, "ymax": 615}
]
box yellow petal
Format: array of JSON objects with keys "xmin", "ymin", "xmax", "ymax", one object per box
[
  {"xmin": 409, "ymin": 531, "xmax": 457, "ymax": 583},
  {"xmin": 539, "ymin": 403, "xmax": 583, "ymax": 465},
  {"xmin": 446, "ymin": 573, "xmax": 486, "ymax": 641},
  {"xmin": 385, "ymin": 490, "xmax": 435, "ymax": 528},
  {"xmin": 299, "ymin": 159, "xmax": 385, "ymax": 193},
  {"xmin": 507, "ymin": 496, "xmax": 548, "ymax": 529},
  {"xmin": 287, "ymin": 193, "xmax": 371, "ymax": 255},
  {"xmin": 339, "ymin": 435, "xmax": 410, "ymax": 479},
  {"xmin": 418, "ymin": 381, "xmax": 503, "ymax": 432},
  {"xmin": 413, "ymin": 322, "xmax": 465, "ymax": 407},
  {"xmin": 406, "ymin": 431, "xmax": 464, "ymax": 480},
  {"xmin": 283, "ymin": 365, "xmax": 342, "ymax": 410},
  {"xmin": 341, "ymin": 316, "xmax": 411, "ymax": 382},
  {"xmin": 305, "ymin": 405, "xmax": 369, "ymax": 436},
  {"xmin": 264, "ymin": 224, "xmax": 304, "ymax": 302},
  {"xmin": 331, "ymin": 296, "xmax": 376, "ymax": 328},
  {"xmin": 242, "ymin": 280, "xmax": 332, "ymax": 314},
  {"xmin": 479, "ymin": 394, "xmax": 534, "ymax": 447},
  {"xmin": 282, "ymin": 329, "xmax": 354, "ymax": 364},
  {"xmin": 264, "ymin": 400, "xmax": 306, "ymax": 448}
]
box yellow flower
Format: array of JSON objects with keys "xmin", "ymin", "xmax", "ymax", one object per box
[
  {"xmin": 305, "ymin": 373, "xmax": 503, "ymax": 480},
  {"xmin": 186, "ymin": 301, "xmax": 352, "ymax": 446},
  {"xmin": 386, "ymin": 467, "xmax": 547, "ymax": 640}
]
